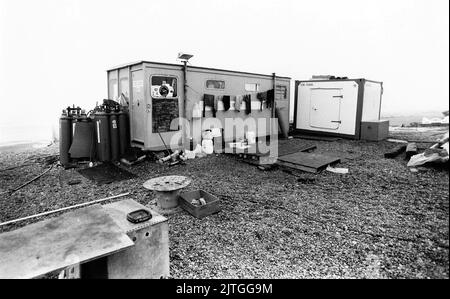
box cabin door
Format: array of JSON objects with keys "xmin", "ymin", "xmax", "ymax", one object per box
[
  {"xmin": 148, "ymin": 70, "xmax": 184, "ymax": 150},
  {"xmin": 309, "ymin": 88, "xmax": 342, "ymax": 130},
  {"xmin": 131, "ymin": 70, "xmax": 145, "ymax": 143}
]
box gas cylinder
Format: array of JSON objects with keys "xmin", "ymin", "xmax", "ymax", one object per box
[
  {"xmin": 117, "ymin": 110, "xmax": 130, "ymax": 156},
  {"xmin": 71, "ymin": 113, "xmax": 79, "ymax": 141},
  {"xmin": 69, "ymin": 114, "xmax": 95, "ymax": 159},
  {"xmin": 69, "ymin": 106, "xmax": 82, "ymax": 139},
  {"xmin": 94, "ymin": 112, "xmax": 111, "ymax": 162},
  {"xmin": 109, "ymin": 112, "xmax": 120, "ymax": 161},
  {"xmin": 59, "ymin": 110, "xmax": 73, "ymax": 166}
]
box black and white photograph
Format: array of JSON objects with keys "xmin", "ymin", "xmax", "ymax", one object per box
[{"xmin": 0, "ymin": 0, "xmax": 448, "ymax": 284}]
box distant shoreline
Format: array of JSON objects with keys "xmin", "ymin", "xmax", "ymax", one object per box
[{"xmin": 0, "ymin": 141, "xmax": 54, "ymax": 153}]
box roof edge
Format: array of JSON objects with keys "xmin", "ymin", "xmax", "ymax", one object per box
[{"xmin": 107, "ymin": 60, "xmax": 291, "ymax": 80}]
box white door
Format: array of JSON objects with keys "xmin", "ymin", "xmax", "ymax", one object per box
[
  {"xmin": 309, "ymin": 88, "xmax": 342, "ymax": 130},
  {"xmin": 131, "ymin": 70, "xmax": 145, "ymax": 143}
]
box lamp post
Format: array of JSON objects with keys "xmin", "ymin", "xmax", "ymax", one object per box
[{"xmin": 177, "ymin": 53, "xmax": 194, "ymax": 149}]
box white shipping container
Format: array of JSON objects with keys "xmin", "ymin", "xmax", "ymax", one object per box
[{"xmin": 294, "ymin": 79, "xmax": 383, "ymax": 139}]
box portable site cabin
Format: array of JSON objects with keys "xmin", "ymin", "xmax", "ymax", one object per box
[
  {"xmin": 107, "ymin": 61, "xmax": 291, "ymax": 151},
  {"xmin": 293, "ymin": 78, "xmax": 387, "ymax": 140}
]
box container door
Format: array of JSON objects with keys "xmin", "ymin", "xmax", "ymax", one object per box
[
  {"xmin": 309, "ymin": 88, "xmax": 342, "ymax": 130},
  {"xmin": 131, "ymin": 70, "xmax": 145, "ymax": 143},
  {"xmin": 149, "ymin": 72, "xmax": 183, "ymax": 149}
]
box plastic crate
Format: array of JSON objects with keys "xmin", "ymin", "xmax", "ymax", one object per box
[{"xmin": 179, "ymin": 190, "xmax": 221, "ymax": 219}]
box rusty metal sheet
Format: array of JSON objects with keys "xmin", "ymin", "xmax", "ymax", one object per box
[{"xmin": 0, "ymin": 205, "xmax": 134, "ymax": 279}]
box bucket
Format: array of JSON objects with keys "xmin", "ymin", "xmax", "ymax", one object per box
[{"xmin": 246, "ymin": 131, "xmax": 256, "ymax": 144}]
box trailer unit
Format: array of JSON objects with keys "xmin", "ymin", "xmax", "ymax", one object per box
[{"xmin": 107, "ymin": 61, "xmax": 291, "ymax": 151}]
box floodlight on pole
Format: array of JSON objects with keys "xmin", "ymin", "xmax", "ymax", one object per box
[
  {"xmin": 178, "ymin": 52, "xmax": 193, "ymax": 149},
  {"xmin": 177, "ymin": 52, "xmax": 194, "ymax": 62}
]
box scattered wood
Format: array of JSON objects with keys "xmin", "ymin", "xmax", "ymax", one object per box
[
  {"xmin": 8, "ymin": 165, "xmax": 54, "ymax": 194},
  {"xmin": 406, "ymin": 143, "xmax": 418, "ymax": 158},
  {"xmin": 0, "ymin": 192, "xmax": 130, "ymax": 227},
  {"xmin": 229, "ymin": 144, "xmax": 318, "ymax": 170},
  {"xmin": 279, "ymin": 145, "xmax": 317, "ymax": 157},
  {"xmin": 408, "ymin": 140, "xmax": 440, "ymax": 144},
  {"xmin": 292, "ymin": 134, "xmax": 342, "ymax": 142},
  {"xmin": 277, "ymin": 152, "xmax": 341, "ymax": 173},
  {"xmin": 68, "ymin": 179, "xmax": 82, "ymax": 186},
  {"xmin": 326, "ymin": 166, "xmax": 349, "ymax": 174},
  {"xmin": 120, "ymin": 155, "xmax": 146, "ymax": 167},
  {"xmin": 384, "ymin": 144, "xmax": 407, "ymax": 159},
  {"xmin": 158, "ymin": 150, "xmax": 180, "ymax": 163},
  {"xmin": 387, "ymin": 139, "xmax": 408, "ymax": 144}
]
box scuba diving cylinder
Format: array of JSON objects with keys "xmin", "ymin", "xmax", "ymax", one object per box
[
  {"xmin": 117, "ymin": 110, "xmax": 130, "ymax": 157},
  {"xmin": 109, "ymin": 111, "xmax": 120, "ymax": 161},
  {"xmin": 93, "ymin": 111, "xmax": 111, "ymax": 162},
  {"xmin": 59, "ymin": 109, "xmax": 73, "ymax": 166}
]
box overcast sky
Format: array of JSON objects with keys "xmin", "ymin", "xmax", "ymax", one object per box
[{"xmin": 0, "ymin": 0, "xmax": 449, "ymax": 129}]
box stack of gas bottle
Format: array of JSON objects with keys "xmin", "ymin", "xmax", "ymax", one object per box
[{"xmin": 59, "ymin": 100, "xmax": 130, "ymax": 167}]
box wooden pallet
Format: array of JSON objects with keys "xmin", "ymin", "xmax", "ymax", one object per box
[
  {"xmin": 227, "ymin": 144, "xmax": 317, "ymax": 169},
  {"xmin": 277, "ymin": 152, "xmax": 341, "ymax": 173}
]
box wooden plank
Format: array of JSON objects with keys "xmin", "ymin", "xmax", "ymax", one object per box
[
  {"xmin": 0, "ymin": 205, "xmax": 134, "ymax": 279},
  {"xmin": 226, "ymin": 143, "xmax": 316, "ymax": 158},
  {"xmin": 277, "ymin": 145, "xmax": 317, "ymax": 157},
  {"xmin": 277, "ymin": 152, "xmax": 341, "ymax": 171},
  {"xmin": 406, "ymin": 143, "xmax": 418, "ymax": 158},
  {"xmin": 292, "ymin": 135, "xmax": 342, "ymax": 142},
  {"xmin": 384, "ymin": 144, "xmax": 407, "ymax": 158},
  {"xmin": 277, "ymin": 160, "xmax": 318, "ymax": 173}
]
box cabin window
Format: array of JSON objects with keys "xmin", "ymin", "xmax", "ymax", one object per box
[
  {"xmin": 151, "ymin": 76, "xmax": 178, "ymax": 98},
  {"xmin": 206, "ymin": 80, "xmax": 225, "ymax": 90},
  {"xmin": 109, "ymin": 79, "xmax": 118, "ymax": 100},
  {"xmin": 119, "ymin": 77, "xmax": 130, "ymax": 106},
  {"xmin": 276, "ymin": 85, "xmax": 288, "ymax": 100},
  {"xmin": 119, "ymin": 77, "xmax": 129, "ymax": 98},
  {"xmin": 245, "ymin": 83, "xmax": 260, "ymax": 92}
]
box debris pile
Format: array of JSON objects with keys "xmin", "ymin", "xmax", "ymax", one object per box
[{"xmin": 407, "ymin": 132, "xmax": 449, "ymax": 168}]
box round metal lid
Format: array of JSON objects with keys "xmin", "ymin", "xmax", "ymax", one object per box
[{"xmin": 143, "ymin": 175, "xmax": 191, "ymax": 192}]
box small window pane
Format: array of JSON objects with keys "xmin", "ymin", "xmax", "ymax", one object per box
[
  {"xmin": 245, "ymin": 83, "xmax": 260, "ymax": 92},
  {"xmin": 276, "ymin": 85, "xmax": 287, "ymax": 100},
  {"xmin": 151, "ymin": 76, "xmax": 178, "ymax": 98},
  {"xmin": 109, "ymin": 79, "xmax": 118, "ymax": 100},
  {"xmin": 206, "ymin": 80, "xmax": 225, "ymax": 89}
]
